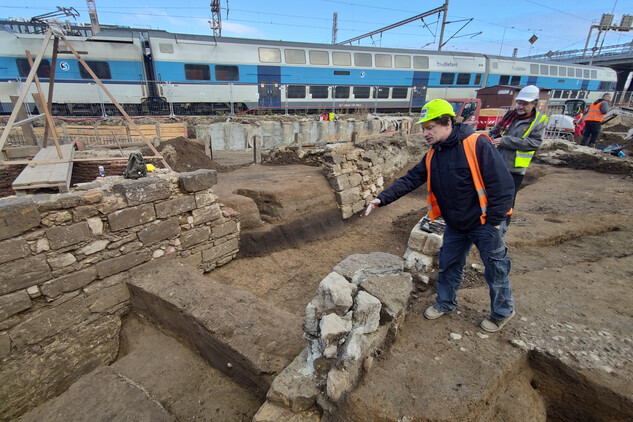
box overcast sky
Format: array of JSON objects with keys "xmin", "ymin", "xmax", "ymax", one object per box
[{"xmin": 2, "ymin": 1, "xmax": 632, "ymax": 57}]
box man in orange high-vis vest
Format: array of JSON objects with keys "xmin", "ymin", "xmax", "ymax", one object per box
[
  {"xmin": 365, "ymin": 99, "xmax": 516, "ymax": 332},
  {"xmin": 581, "ymin": 93, "xmax": 612, "ymax": 147}
]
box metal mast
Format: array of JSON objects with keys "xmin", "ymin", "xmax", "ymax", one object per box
[
  {"xmin": 86, "ymin": 0, "xmax": 100, "ymax": 35},
  {"xmin": 332, "ymin": 12, "xmax": 338, "ymax": 44},
  {"xmin": 210, "ymin": 0, "xmax": 222, "ymax": 37}
]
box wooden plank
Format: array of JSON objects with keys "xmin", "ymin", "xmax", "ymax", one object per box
[{"xmin": 13, "ymin": 143, "xmax": 75, "ymax": 192}]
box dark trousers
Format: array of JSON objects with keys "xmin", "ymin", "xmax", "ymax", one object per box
[{"xmin": 581, "ymin": 121, "xmax": 602, "ymax": 147}]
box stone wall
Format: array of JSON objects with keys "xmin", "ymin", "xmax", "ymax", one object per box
[
  {"xmin": 0, "ymin": 165, "xmax": 27, "ymax": 198},
  {"xmin": 0, "ymin": 169, "xmax": 240, "ymax": 420}
]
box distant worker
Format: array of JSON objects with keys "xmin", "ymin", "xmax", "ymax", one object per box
[
  {"xmin": 581, "ymin": 93, "xmax": 612, "ymax": 147},
  {"xmin": 364, "ymin": 99, "xmax": 516, "ymax": 333},
  {"xmin": 573, "ymin": 107, "xmax": 585, "ymax": 138},
  {"xmin": 489, "ymin": 85, "xmax": 548, "ymax": 199}
]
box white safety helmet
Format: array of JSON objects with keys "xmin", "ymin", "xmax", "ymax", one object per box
[{"xmin": 515, "ymin": 85, "xmax": 540, "ymax": 102}]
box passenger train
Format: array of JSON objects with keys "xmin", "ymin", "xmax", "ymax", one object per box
[{"xmin": 0, "ymin": 19, "xmax": 618, "ymax": 116}]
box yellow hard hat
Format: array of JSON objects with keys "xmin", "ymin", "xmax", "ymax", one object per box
[
  {"xmin": 146, "ymin": 164, "xmax": 156, "ymax": 172},
  {"xmin": 418, "ymin": 99, "xmax": 456, "ymax": 123}
]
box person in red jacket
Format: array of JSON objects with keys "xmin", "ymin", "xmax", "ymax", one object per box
[
  {"xmin": 573, "ymin": 107, "xmax": 585, "ymax": 138},
  {"xmin": 364, "ymin": 99, "xmax": 516, "ymax": 332}
]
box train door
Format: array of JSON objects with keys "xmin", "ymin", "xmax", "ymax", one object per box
[
  {"xmin": 411, "ymin": 72, "xmax": 429, "ymax": 108},
  {"xmin": 258, "ymin": 66, "xmax": 281, "ymax": 109}
]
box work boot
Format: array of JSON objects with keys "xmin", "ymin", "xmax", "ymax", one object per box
[
  {"xmin": 480, "ymin": 310, "xmax": 516, "ymax": 333},
  {"xmin": 423, "ymin": 305, "xmax": 446, "ymax": 320}
]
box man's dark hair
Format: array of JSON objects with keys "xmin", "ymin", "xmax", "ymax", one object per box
[{"xmin": 431, "ymin": 115, "xmax": 456, "ymax": 126}]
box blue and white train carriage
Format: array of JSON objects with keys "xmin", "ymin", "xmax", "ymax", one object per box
[
  {"xmin": 0, "ymin": 20, "xmax": 618, "ymax": 116},
  {"xmin": 0, "ymin": 24, "xmax": 148, "ymax": 115}
]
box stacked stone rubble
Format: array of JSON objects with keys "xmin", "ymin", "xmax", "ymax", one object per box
[
  {"xmin": 254, "ymin": 252, "xmax": 413, "ymax": 421},
  {"xmin": 403, "ymin": 217, "xmax": 443, "ymax": 287},
  {"xmin": 0, "ymin": 169, "xmax": 240, "ymax": 420}
]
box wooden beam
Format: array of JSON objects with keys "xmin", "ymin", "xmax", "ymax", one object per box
[
  {"xmin": 0, "ymin": 156, "xmax": 165, "ymax": 166},
  {"xmin": 0, "ymin": 29, "xmax": 53, "ymax": 155},
  {"xmin": 59, "ymin": 35, "xmax": 171, "ymax": 171},
  {"xmin": 26, "ymin": 50, "xmax": 63, "ymax": 159},
  {"xmin": 43, "ymin": 36, "xmax": 59, "ymax": 148}
]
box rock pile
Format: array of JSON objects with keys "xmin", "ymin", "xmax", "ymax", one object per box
[{"xmin": 254, "ymin": 252, "xmax": 413, "ymax": 421}]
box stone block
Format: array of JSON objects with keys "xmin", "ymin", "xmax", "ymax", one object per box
[
  {"xmin": 266, "ymin": 348, "xmax": 321, "ymax": 413},
  {"xmin": 9, "ymin": 295, "xmax": 91, "ymax": 349},
  {"xmin": 96, "ymin": 250, "xmax": 152, "ymax": 279},
  {"xmin": 192, "ymin": 204, "xmax": 222, "ymax": 226},
  {"xmin": 201, "ymin": 237, "xmax": 239, "ymax": 263},
  {"xmin": 47, "ymin": 253, "xmax": 77, "ymax": 270},
  {"xmin": 320, "ymin": 313, "xmax": 352, "ymax": 356},
  {"xmin": 0, "ymin": 332, "xmax": 10, "ymax": 358},
  {"xmin": 408, "ymin": 224, "xmax": 429, "ymax": 252},
  {"xmin": 361, "ymin": 273, "xmax": 413, "ymax": 322},
  {"xmin": 72, "ymin": 205, "xmax": 99, "ymax": 220},
  {"xmin": 335, "ymin": 186, "xmax": 361, "ymax": 206},
  {"xmin": 33, "ymin": 192, "xmax": 85, "ymax": 212},
  {"xmin": 0, "ymin": 198, "xmax": 40, "ymax": 241},
  {"xmin": 194, "ymin": 191, "xmax": 218, "ymax": 208},
  {"xmin": 337, "ymin": 329, "xmax": 369, "ymax": 369},
  {"xmin": 0, "ymin": 255, "xmax": 51, "ymax": 295},
  {"xmin": 87, "ymin": 283, "xmax": 130, "ymax": 313},
  {"xmin": 78, "ymin": 239, "xmax": 110, "ymax": 255},
  {"xmin": 211, "ymin": 220, "xmax": 238, "ymax": 239},
  {"xmin": 180, "ymin": 226, "xmax": 211, "ymax": 248},
  {"xmin": 327, "ymin": 367, "xmax": 351, "ymax": 403},
  {"xmin": 340, "ymin": 204, "xmax": 354, "ymax": 220},
  {"xmin": 178, "ymin": 169, "xmax": 218, "ymax": 193},
  {"xmin": 112, "ymin": 177, "xmax": 171, "ymax": 206},
  {"xmin": 403, "ymin": 249, "xmax": 433, "ymax": 273},
  {"xmin": 329, "ymin": 175, "xmax": 350, "ymax": 191},
  {"xmin": 42, "ymin": 210, "xmax": 72, "ymax": 227},
  {"xmin": 352, "ymin": 291, "xmax": 381, "ymax": 334},
  {"xmin": 41, "ymin": 267, "xmax": 98, "ymax": 298},
  {"xmin": 333, "ymin": 252, "xmax": 403, "ymax": 285},
  {"xmin": 304, "ymin": 273, "xmax": 355, "ymax": 336},
  {"xmin": 96, "ymin": 195, "xmax": 127, "ymax": 214},
  {"xmin": 0, "ymin": 238, "xmax": 30, "ymax": 264},
  {"xmin": 46, "ymin": 222, "xmax": 92, "ymax": 250},
  {"xmin": 137, "ymin": 217, "xmax": 181, "ymax": 245},
  {"xmin": 26, "ymin": 285, "xmax": 41, "ymax": 299},
  {"xmin": 107, "ymin": 204, "xmax": 156, "ymax": 231},
  {"xmin": 0, "ymin": 290, "xmax": 31, "ymax": 321},
  {"xmin": 253, "ymin": 401, "xmax": 321, "ymax": 422},
  {"xmin": 86, "ymin": 216, "xmax": 104, "ymax": 235},
  {"xmin": 347, "ymin": 173, "xmax": 363, "ymax": 186},
  {"xmin": 155, "ymin": 196, "xmax": 196, "ymax": 218},
  {"xmin": 422, "ymin": 233, "xmax": 443, "ymax": 256}
]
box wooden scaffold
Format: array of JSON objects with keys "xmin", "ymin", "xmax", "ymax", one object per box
[{"xmin": 0, "ymin": 22, "xmax": 171, "ymax": 194}]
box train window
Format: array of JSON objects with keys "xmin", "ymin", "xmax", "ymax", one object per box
[
  {"xmin": 576, "ymin": 69, "xmax": 582, "ymax": 77},
  {"xmin": 392, "ymin": 87, "xmax": 408, "ymax": 99},
  {"xmin": 499, "ymin": 75, "xmax": 510, "ymax": 85},
  {"xmin": 184, "ymin": 64, "xmax": 210, "ymax": 81},
  {"xmin": 333, "ymin": 52, "xmax": 351, "ymax": 66},
  {"xmin": 373, "ymin": 87, "xmax": 390, "ymax": 99},
  {"xmin": 553, "ymin": 91, "xmax": 561, "ymax": 99},
  {"xmin": 562, "ymin": 91, "xmax": 570, "ymax": 99},
  {"xmin": 354, "ymin": 53, "xmax": 372, "ymax": 67},
  {"xmin": 353, "ymin": 86, "xmax": 370, "ymax": 99},
  {"xmin": 440, "ymin": 73, "xmax": 455, "ymax": 85},
  {"xmin": 530, "ymin": 64, "xmax": 539, "ymax": 75},
  {"xmin": 159, "ymin": 43, "xmax": 174, "ymax": 54},
  {"xmin": 591, "ymin": 70, "xmax": 597, "ymax": 79},
  {"xmin": 568, "ymin": 67, "xmax": 575, "ymax": 77},
  {"xmin": 81, "ymin": 61, "xmax": 111, "ymax": 79},
  {"xmin": 550, "ymin": 66, "xmax": 558, "ymax": 76},
  {"xmin": 583, "ymin": 69, "xmax": 590, "ymax": 79},
  {"xmin": 375, "ymin": 54, "xmax": 392, "ymax": 68},
  {"xmin": 16, "ymin": 58, "xmax": 51, "ymax": 78},
  {"xmin": 395, "ymin": 55, "xmax": 411, "ymax": 68},
  {"xmin": 309, "ymin": 50, "xmax": 329, "ymax": 65},
  {"xmin": 474, "ymin": 74, "xmax": 482, "ymax": 85},
  {"xmin": 215, "ymin": 65, "xmax": 239, "ymax": 81},
  {"xmin": 578, "ymin": 91, "xmax": 586, "ymax": 99},
  {"xmin": 259, "ymin": 81, "xmax": 268, "ymax": 99},
  {"xmin": 413, "ymin": 56, "xmax": 429, "ymax": 69},
  {"xmin": 285, "ymin": 49, "xmax": 306, "ymax": 64},
  {"xmin": 334, "ymin": 86, "xmax": 350, "ymax": 98},
  {"xmin": 334, "ymin": 71, "xmax": 350, "ymax": 75},
  {"xmin": 510, "ymin": 75, "xmax": 521, "ymax": 85},
  {"xmin": 259, "ymin": 47, "xmax": 281, "ymax": 63},
  {"xmin": 456, "ymin": 73, "xmax": 471, "ymax": 85},
  {"xmin": 569, "ymin": 91, "xmax": 577, "ymax": 99},
  {"xmin": 272, "ymin": 81, "xmax": 280, "ymax": 98},
  {"xmin": 540, "ymin": 65, "xmax": 548, "ymax": 75},
  {"xmin": 310, "ymin": 86, "xmax": 329, "ymax": 99},
  {"xmin": 287, "ymin": 85, "xmax": 306, "ymax": 99}
]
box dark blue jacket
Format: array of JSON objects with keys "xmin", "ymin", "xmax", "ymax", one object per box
[{"xmin": 377, "ymin": 124, "xmax": 515, "ymax": 232}]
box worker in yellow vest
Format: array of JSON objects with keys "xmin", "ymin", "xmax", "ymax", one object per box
[
  {"xmin": 364, "ymin": 99, "xmax": 516, "ymax": 332},
  {"xmin": 581, "ymin": 93, "xmax": 612, "ymax": 147},
  {"xmin": 489, "ymin": 85, "xmax": 548, "ymax": 199}
]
